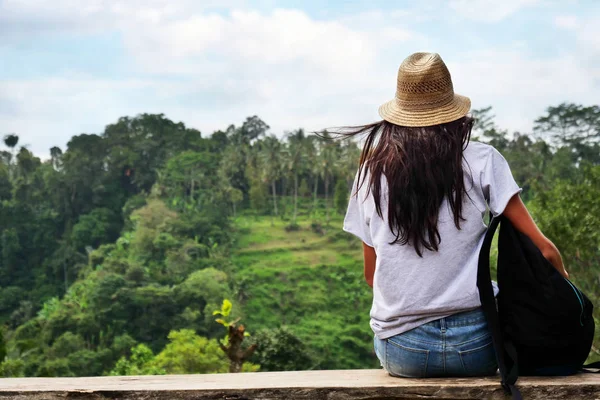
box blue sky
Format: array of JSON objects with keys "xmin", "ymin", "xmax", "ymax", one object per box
[{"xmin": 1, "ymin": 0, "xmax": 599, "ymax": 156}]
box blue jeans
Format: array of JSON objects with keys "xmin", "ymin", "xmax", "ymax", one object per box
[{"xmin": 373, "ymin": 308, "xmax": 498, "ymax": 378}]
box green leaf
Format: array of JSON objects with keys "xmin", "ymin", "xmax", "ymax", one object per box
[
  {"xmin": 215, "ymin": 318, "xmax": 228, "ymax": 327},
  {"xmin": 222, "ymin": 299, "xmax": 232, "ymax": 317}
]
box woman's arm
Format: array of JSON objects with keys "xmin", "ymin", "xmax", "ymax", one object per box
[
  {"xmin": 503, "ymin": 194, "xmax": 569, "ymax": 279},
  {"xmin": 363, "ymin": 242, "xmax": 376, "ymax": 287}
]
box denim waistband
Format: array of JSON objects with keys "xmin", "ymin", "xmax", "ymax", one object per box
[{"xmin": 426, "ymin": 307, "xmax": 486, "ymax": 329}]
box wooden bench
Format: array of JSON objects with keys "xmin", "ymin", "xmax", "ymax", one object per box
[{"xmin": 2, "ymin": 369, "xmax": 600, "ymax": 399}]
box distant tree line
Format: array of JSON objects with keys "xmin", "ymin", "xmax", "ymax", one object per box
[{"xmin": 0, "ymin": 102, "xmax": 598, "ymax": 376}]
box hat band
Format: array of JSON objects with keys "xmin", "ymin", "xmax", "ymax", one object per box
[{"xmin": 394, "ymin": 90, "xmax": 454, "ymax": 110}]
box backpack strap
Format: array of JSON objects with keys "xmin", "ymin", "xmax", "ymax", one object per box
[
  {"xmin": 477, "ymin": 215, "xmax": 522, "ymax": 400},
  {"xmin": 581, "ymin": 361, "xmax": 600, "ymax": 373}
]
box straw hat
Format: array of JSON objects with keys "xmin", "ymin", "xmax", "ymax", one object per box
[{"xmin": 378, "ymin": 52, "xmax": 471, "ymax": 127}]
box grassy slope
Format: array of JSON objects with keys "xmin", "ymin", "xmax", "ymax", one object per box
[
  {"xmin": 230, "ymin": 211, "xmax": 379, "ymax": 369},
  {"xmin": 225, "ymin": 196, "xmax": 600, "ymax": 371}
]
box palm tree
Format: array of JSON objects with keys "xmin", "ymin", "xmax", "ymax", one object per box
[
  {"xmin": 218, "ymin": 155, "xmax": 244, "ymax": 217},
  {"xmin": 285, "ymin": 129, "xmax": 306, "ymax": 224},
  {"xmin": 3, "ymin": 134, "xmax": 18, "ymax": 177},
  {"xmin": 315, "ymin": 131, "xmax": 340, "ymax": 225},
  {"xmin": 219, "ymin": 142, "xmax": 251, "ymax": 206},
  {"xmin": 50, "ymin": 146, "xmax": 63, "ymax": 171},
  {"xmin": 306, "ymin": 136, "xmax": 321, "ymax": 215},
  {"xmin": 320, "ymin": 147, "xmax": 333, "ymax": 225},
  {"xmin": 259, "ymin": 135, "xmax": 282, "ymax": 222},
  {"xmin": 339, "ymin": 140, "xmax": 361, "ymax": 187},
  {"xmin": 3, "ymin": 134, "xmax": 18, "ymax": 153}
]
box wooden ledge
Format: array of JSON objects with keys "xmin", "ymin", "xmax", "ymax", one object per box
[{"xmin": 1, "ymin": 369, "xmax": 600, "ymax": 399}]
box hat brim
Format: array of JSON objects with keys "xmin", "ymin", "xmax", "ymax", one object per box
[{"xmin": 378, "ymin": 94, "xmax": 471, "ymax": 127}]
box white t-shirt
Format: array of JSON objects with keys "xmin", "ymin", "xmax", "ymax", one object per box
[{"xmin": 343, "ymin": 141, "xmax": 522, "ymax": 339}]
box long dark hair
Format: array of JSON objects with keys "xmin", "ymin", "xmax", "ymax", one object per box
[{"xmin": 334, "ymin": 116, "xmax": 474, "ymax": 257}]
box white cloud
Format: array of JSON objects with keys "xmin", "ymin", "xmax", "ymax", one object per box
[
  {"xmin": 104, "ymin": 7, "xmax": 417, "ymax": 137},
  {"xmin": 0, "ymin": 2, "xmax": 418, "ymax": 156},
  {"xmin": 0, "ymin": 0, "xmax": 245, "ymax": 38},
  {"xmin": 575, "ymin": 17, "xmax": 600, "ymax": 65},
  {"xmin": 449, "ymin": 0, "xmax": 539, "ymax": 22},
  {"xmin": 1, "ymin": 0, "xmax": 599, "ymax": 157},
  {"xmin": 0, "ymin": 77, "xmax": 161, "ymax": 155},
  {"xmin": 117, "ymin": 7, "xmax": 411, "ymax": 84},
  {"xmin": 450, "ymin": 49, "xmax": 599, "ymax": 133},
  {"xmin": 554, "ymin": 15, "xmax": 578, "ymax": 29},
  {"xmin": 551, "ymin": 12, "xmax": 600, "ymax": 80}
]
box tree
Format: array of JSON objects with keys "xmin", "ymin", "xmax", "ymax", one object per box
[
  {"xmin": 0, "ymin": 151, "xmax": 10, "ymax": 166},
  {"xmin": 339, "ymin": 140, "xmax": 360, "ymax": 187},
  {"xmin": 248, "ymin": 174, "xmax": 268, "ymax": 215},
  {"xmin": 175, "ymin": 268, "xmax": 231, "ymax": 337},
  {"xmin": 71, "ymin": 208, "xmax": 121, "ymax": 251},
  {"xmin": 501, "ymin": 133, "xmax": 552, "ymax": 200},
  {"xmin": 0, "ymin": 359, "xmax": 25, "ymax": 377},
  {"xmin": 471, "ymin": 106, "xmax": 509, "ymax": 151},
  {"xmin": 259, "ymin": 136, "xmax": 282, "ymax": 221},
  {"xmin": 6, "ymin": 107, "xmax": 599, "ymax": 378},
  {"xmin": 534, "ymin": 103, "xmax": 600, "ymax": 167},
  {"xmin": 298, "ymin": 178, "xmax": 310, "ymax": 198},
  {"xmin": 103, "ymin": 114, "xmax": 204, "ymax": 194},
  {"xmin": 3, "ymin": 134, "xmax": 19, "ymax": 174},
  {"xmin": 315, "ymin": 132, "xmax": 339, "ymax": 225},
  {"xmin": 128, "ymin": 199, "xmax": 178, "ymax": 266},
  {"xmin": 249, "ymin": 327, "xmax": 313, "ymax": 371},
  {"xmin": 49, "ymin": 146, "xmax": 63, "ymax": 171},
  {"xmin": 530, "ymin": 165, "xmax": 600, "ymax": 279},
  {"xmin": 306, "ymin": 136, "xmax": 321, "ymax": 214},
  {"xmin": 237, "ymin": 116, "xmax": 269, "ymax": 145},
  {"xmin": 3, "ymin": 134, "xmax": 18, "ymax": 150},
  {"xmin": 218, "ymin": 154, "xmax": 244, "ymax": 218},
  {"xmin": 209, "ymin": 130, "xmax": 229, "ymax": 153},
  {"xmin": 0, "ymin": 328, "xmax": 6, "ymax": 363},
  {"xmin": 0, "ymin": 163, "xmax": 11, "ymax": 200},
  {"xmin": 15, "ymin": 147, "xmax": 41, "ymax": 182},
  {"xmin": 334, "ymin": 179, "xmax": 348, "ymax": 215},
  {"xmin": 151, "ymin": 330, "xmax": 228, "ymax": 374},
  {"xmin": 109, "ymin": 344, "xmax": 165, "ymax": 376},
  {"xmin": 0, "ymin": 113, "xmax": 249, "ymax": 378},
  {"xmin": 1, "ymin": 228, "xmax": 20, "ymax": 285},
  {"xmin": 534, "ymin": 103, "xmax": 600, "ymax": 147},
  {"xmin": 219, "ymin": 145, "xmax": 250, "ymax": 203},
  {"xmin": 161, "ymin": 151, "xmax": 221, "ymax": 209},
  {"xmin": 44, "ymin": 241, "xmax": 87, "ymax": 295},
  {"xmin": 213, "ymin": 299, "xmax": 258, "ymax": 373},
  {"xmin": 285, "ymin": 129, "xmax": 306, "ymax": 223},
  {"xmin": 471, "ymin": 106, "xmax": 497, "ymax": 136},
  {"xmin": 62, "ymin": 133, "xmax": 109, "ymax": 222},
  {"xmin": 228, "ymin": 187, "xmax": 243, "ymax": 217}
]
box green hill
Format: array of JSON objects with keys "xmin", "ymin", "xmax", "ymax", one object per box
[
  {"xmin": 230, "ymin": 213, "xmax": 377, "ymax": 369},
  {"xmin": 1, "ymin": 105, "xmax": 598, "ymax": 377}
]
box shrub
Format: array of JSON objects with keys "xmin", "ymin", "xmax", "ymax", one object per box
[
  {"xmin": 310, "ymin": 222, "xmax": 325, "ymax": 235},
  {"xmin": 284, "ymin": 223, "xmax": 300, "ymax": 232}
]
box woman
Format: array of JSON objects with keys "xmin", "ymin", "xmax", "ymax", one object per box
[{"xmin": 341, "ymin": 52, "xmax": 568, "ymax": 378}]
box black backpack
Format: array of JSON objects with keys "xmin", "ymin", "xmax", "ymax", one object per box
[{"xmin": 477, "ymin": 215, "xmax": 596, "ymax": 399}]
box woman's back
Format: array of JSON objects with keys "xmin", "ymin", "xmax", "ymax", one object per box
[
  {"xmin": 343, "ymin": 141, "xmax": 521, "ymax": 339},
  {"xmin": 339, "ymin": 51, "xmax": 564, "ymax": 378}
]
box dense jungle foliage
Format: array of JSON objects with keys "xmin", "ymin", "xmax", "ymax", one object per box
[{"xmin": 0, "ymin": 103, "xmax": 599, "ymax": 376}]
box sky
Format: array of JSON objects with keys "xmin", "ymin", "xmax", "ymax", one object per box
[{"xmin": 1, "ymin": 0, "xmax": 599, "ymax": 156}]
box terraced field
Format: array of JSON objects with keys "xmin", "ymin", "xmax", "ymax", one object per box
[{"xmin": 231, "ymin": 214, "xmax": 379, "ymax": 369}]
